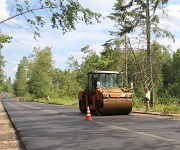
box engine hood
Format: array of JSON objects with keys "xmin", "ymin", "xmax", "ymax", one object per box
[{"xmin": 99, "ymin": 87, "xmax": 124, "ymax": 93}]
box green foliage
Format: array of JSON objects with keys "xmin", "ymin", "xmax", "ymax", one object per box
[
  {"xmin": 13, "ymin": 57, "xmax": 28, "ymax": 97},
  {"xmin": 0, "ymin": 33, "xmax": 12, "ymax": 94},
  {"xmin": 107, "ymin": 0, "xmax": 175, "ymax": 106},
  {"xmin": 11, "ymin": 42, "xmax": 180, "ymax": 114},
  {"xmin": 58, "ymin": 70, "xmax": 81, "ymax": 98},
  {"xmin": 27, "ymin": 97, "xmax": 78, "ymax": 106},
  {"xmin": 132, "ymin": 96, "xmax": 144, "ymax": 110},
  {"xmin": 0, "ymin": 0, "xmax": 102, "ymax": 39},
  {"xmin": 12, "ymin": 46, "xmax": 83, "ymax": 100},
  {"xmin": 80, "ymin": 45, "xmax": 102, "ymax": 71},
  {"xmin": 4, "ymin": 77, "xmax": 13, "ymax": 94},
  {"xmin": 109, "ymin": 0, "xmax": 173, "ymax": 40},
  {"xmin": 27, "ymin": 47, "xmax": 54, "ymax": 98},
  {"xmin": 101, "ymin": 45, "xmax": 124, "ymax": 71},
  {"xmin": 172, "ymin": 49, "xmax": 180, "ymax": 84},
  {"xmin": 72, "ymin": 45, "xmax": 103, "ymax": 88},
  {"xmin": 0, "ymin": 50, "xmax": 6, "ymax": 93},
  {"xmin": 168, "ymin": 83, "xmax": 180, "ymax": 98},
  {"xmin": 50, "ymin": 97, "xmax": 78, "ymax": 106},
  {"xmin": 0, "ymin": 33, "xmax": 12, "ymax": 49},
  {"xmin": 133, "ymin": 96, "xmax": 180, "ymax": 114},
  {"xmin": 152, "ymin": 104, "xmax": 180, "ymax": 114},
  {"xmin": 1, "ymin": 1, "xmax": 178, "ymax": 115},
  {"xmin": 162, "ymin": 49, "xmax": 180, "ymax": 98}
]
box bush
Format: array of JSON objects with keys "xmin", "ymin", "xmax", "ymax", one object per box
[
  {"xmin": 156, "ymin": 96, "xmax": 179, "ymax": 104},
  {"xmin": 152, "ymin": 103, "xmax": 180, "ymax": 114},
  {"xmin": 132, "ymin": 96, "xmax": 146, "ymax": 111}
]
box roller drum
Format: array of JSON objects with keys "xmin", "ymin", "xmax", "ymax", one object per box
[{"xmin": 102, "ymin": 98, "xmax": 132, "ymax": 115}]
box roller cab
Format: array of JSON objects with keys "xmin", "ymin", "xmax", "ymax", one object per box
[{"xmin": 79, "ymin": 71, "xmax": 133, "ymax": 115}]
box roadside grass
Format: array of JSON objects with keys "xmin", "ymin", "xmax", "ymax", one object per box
[
  {"xmin": 152, "ymin": 104, "xmax": 180, "ymax": 114},
  {"xmin": 15, "ymin": 95, "xmax": 179, "ymax": 114},
  {"xmin": 49, "ymin": 97, "xmax": 78, "ymax": 106},
  {"xmin": 27, "ymin": 96, "xmax": 79, "ymax": 106},
  {"xmin": 133, "ymin": 97, "xmax": 180, "ymax": 114}
]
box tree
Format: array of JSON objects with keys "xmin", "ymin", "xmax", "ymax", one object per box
[
  {"xmin": 0, "ymin": 50, "xmax": 6, "ymax": 93},
  {"xmin": 172, "ymin": 49, "xmax": 180, "ymax": 84},
  {"xmin": 51, "ymin": 68, "xmax": 62, "ymax": 97},
  {"xmin": 78, "ymin": 45, "xmax": 102, "ymax": 87},
  {"xmin": 150, "ymin": 41, "xmax": 172, "ymax": 98},
  {"xmin": 27, "ymin": 47, "xmax": 54, "ymax": 98},
  {"xmin": 0, "ymin": 32, "xmax": 12, "ymax": 93},
  {"xmin": 101, "ymin": 42, "xmax": 126, "ymax": 71},
  {"xmin": 13, "ymin": 57, "xmax": 29, "ymax": 97},
  {"xmin": 168, "ymin": 49, "xmax": 180, "ymax": 98},
  {"xmin": 108, "ymin": 0, "xmax": 174, "ymax": 106},
  {"xmin": 0, "ymin": 33, "xmax": 12, "ymax": 49},
  {"xmin": 66, "ymin": 45, "xmax": 105, "ymax": 89},
  {"xmin": 0, "ymin": 0, "xmax": 101, "ymax": 39},
  {"xmin": 4, "ymin": 77, "xmax": 13, "ymax": 94},
  {"xmin": 58, "ymin": 69, "xmax": 81, "ymax": 98}
]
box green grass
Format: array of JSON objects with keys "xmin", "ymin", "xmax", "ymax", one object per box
[
  {"xmin": 27, "ymin": 97, "xmax": 79, "ymax": 106},
  {"xmin": 133, "ymin": 97, "xmax": 180, "ymax": 114},
  {"xmin": 152, "ymin": 104, "xmax": 180, "ymax": 114},
  {"xmin": 15, "ymin": 95, "xmax": 179, "ymax": 114}
]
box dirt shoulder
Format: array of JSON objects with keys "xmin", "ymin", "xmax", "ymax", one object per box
[
  {"xmin": 132, "ymin": 110, "xmax": 180, "ymax": 120},
  {"xmin": 0, "ymin": 100, "xmax": 25, "ymax": 150}
]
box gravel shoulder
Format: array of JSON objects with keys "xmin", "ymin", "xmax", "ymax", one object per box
[
  {"xmin": 132, "ymin": 110, "xmax": 180, "ymax": 120},
  {"xmin": 0, "ymin": 100, "xmax": 25, "ymax": 150}
]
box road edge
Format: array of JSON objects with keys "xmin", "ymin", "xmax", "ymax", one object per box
[
  {"xmin": 132, "ymin": 110, "xmax": 180, "ymax": 119},
  {"xmin": 1, "ymin": 99, "xmax": 27, "ymax": 150}
]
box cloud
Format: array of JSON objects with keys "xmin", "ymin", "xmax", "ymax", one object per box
[
  {"xmin": 0, "ymin": 0, "xmax": 9, "ymax": 22},
  {"xmin": 1, "ymin": 0, "xmax": 180, "ymax": 81},
  {"xmin": 12, "ymin": 66, "xmax": 17, "ymax": 73},
  {"xmin": 0, "ymin": 0, "xmax": 20, "ymax": 25},
  {"xmin": 79, "ymin": 0, "xmax": 116, "ymax": 16},
  {"xmin": 160, "ymin": 4, "xmax": 180, "ymax": 33},
  {"xmin": 156, "ymin": 4, "xmax": 180, "ymax": 51}
]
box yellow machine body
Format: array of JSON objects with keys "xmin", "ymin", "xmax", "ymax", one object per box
[{"xmin": 78, "ymin": 71, "xmax": 133, "ymax": 115}]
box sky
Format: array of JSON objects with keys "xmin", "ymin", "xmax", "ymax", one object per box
[{"xmin": 0, "ymin": 0, "xmax": 180, "ymax": 81}]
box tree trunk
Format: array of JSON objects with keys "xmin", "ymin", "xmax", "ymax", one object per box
[
  {"xmin": 125, "ymin": 33, "xmax": 128, "ymax": 87},
  {"xmin": 146, "ymin": 0, "xmax": 154, "ymax": 107}
]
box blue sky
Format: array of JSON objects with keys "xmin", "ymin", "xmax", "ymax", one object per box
[{"xmin": 1, "ymin": 0, "xmax": 180, "ymax": 81}]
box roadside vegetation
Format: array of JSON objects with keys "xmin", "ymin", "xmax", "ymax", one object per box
[
  {"xmin": 0, "ymin": 1, "xmax": 179, "ymax": 114},
  {"xmin": 13, "ymin": 94, "xmax": 180, "ymax": 114},
  {"xmin": 133, "ymin": 97, "xmax": 180, "ymax": 114}
]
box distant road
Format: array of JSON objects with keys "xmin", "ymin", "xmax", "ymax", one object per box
[{"xmin": 2, "ymin": 97, "xmax": 180, "ymax": 150}]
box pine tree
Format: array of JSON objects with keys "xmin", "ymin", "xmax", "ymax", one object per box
[{"xmin": 108, "ymin": 0, "xmax": 174, "ymax": 106}]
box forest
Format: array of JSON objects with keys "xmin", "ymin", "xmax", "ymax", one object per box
[
  {"xmin": 2, "ymin": 44, "xmax": 180, "ymax": 108},
  {"xmin": 0, "ymin": 1, "xmax": 180, "ymax": 113}
]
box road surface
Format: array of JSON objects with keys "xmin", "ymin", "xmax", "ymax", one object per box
[{"xmin": 2, "ymin": 97, "xmax": 180, "ymax": 150}]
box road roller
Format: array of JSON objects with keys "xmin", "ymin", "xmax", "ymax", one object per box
[{"xmin": 78, "ymin": 71, "xmax": 133, "ymax": 115}]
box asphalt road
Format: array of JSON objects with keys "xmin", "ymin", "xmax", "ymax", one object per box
[{"xmin": 2, "ymin": 97, "xmax": 180, "ymax": 150}]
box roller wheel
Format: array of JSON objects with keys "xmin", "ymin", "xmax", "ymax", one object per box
[
  {"xmin": 95, "ymin": 101, "xmax": 103, "ymax": 116},
  {"xmin": 79, "ymin": 100, "xmax": 86, "ymax": 113}
]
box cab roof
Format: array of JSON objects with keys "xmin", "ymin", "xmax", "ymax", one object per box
[{"xmin": 88, "ymin": 71, "xmax": 120, "ymax": 74}]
